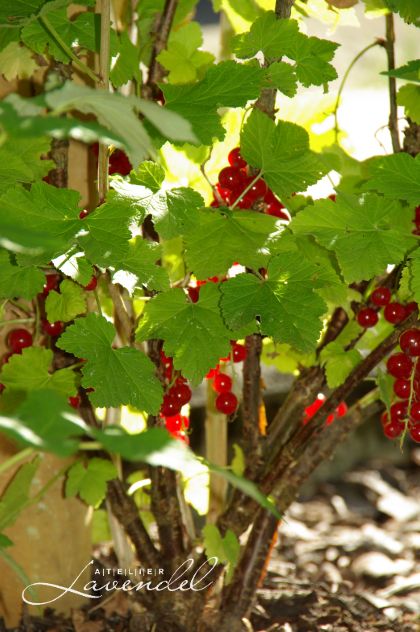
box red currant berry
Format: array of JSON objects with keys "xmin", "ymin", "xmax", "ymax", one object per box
[
  {"xmin": 42, "ymin": 320, "xmax": 64, "ymax": 337},
  {"xmin": 216, "ymin": 183, "xmax": 232, "ymax": 202},
  {"xmin": 181, "ymin": 414, "xmax": 190, "ymax": 429},
  {"xmin": 390, "ymin": 400, "xmax": 408, "ymax": 423},
  {"xmin": 399, "ymin": 328, "xmax": 420, "ymax": 356},
  {"xmin": 68, "ymin": 395, "xmax": 81, "ymax": 409},
  {"xmin": 213, "ymin": 372, "xmax": 232, "ymax": 393},
  {"xmin": 228, "ymin": 147, "xmax": 247, "ymax": 169},
  {"xmin": 7, "ymin": 329, "xmax": 33, "ymax": 353},
  {"xmin": 108, "ymin": 149, "xmax": 132, "ymax": 176},
  {"xmin": 328, "ymin": 194, "xmax": 337, "ymax": 202},
  {"xmin": 172, "ymin": 430, "xmax": 190, "ymax": 444},
  {"xmin": 234, "ymin": 189, "xmax": 255, "ymax": 209},
  {"xmin": 357, "ymin": 307, "xmax": 378, "ymax": 328},
  {"xmin": 215, "ymin": 392, "xmax": 238, "ymax": 415},
  {"xmin": 335, "ymin": 401, "xmax": 348, "ymax": 417},
  {"xmin": 393, "ymin": 378, "xmax": 411, "ymax": 399},
  {"xmin": 206, "ymin": 365, "xmax": 220, "ymax": 379},
  {"xmin": 384, "ymin": 302, "xmax": 406, "ymax": 325},
  {"xmin": 164, "ymin": 414, "xmax": 182, "ymax": 433},
  {"xmin": 387, "ymin": 353, "xmax": 413, "ymax": 379},
  {"xmin": 246, "ymin": 178, "xmax": 267, "ymax": 201},
  {"xmin": 409, "ymin": 424, "xmax": 420, "ymax": 442},
  {"xmin": 188, "ymin": 286, "xmax": 200, "ymax": 303},
  {"xmin": 371, "ymin": 286, "xmax": 391, "ymax": 307},
  {"xmin": 218, "ymin": 167, "xmax": 247, "ymax": 191},
  {"xmin": 232, "ymin": 342, "xmax": 247, "ymax": 363},
  {"xmin": 405, "ymin": 301, "xmax": 418, "ymax": 315},
  {"xmin": 264, "ymin": 189, "xmax": 277, "ymax": 204},
  {"xmin": 84, "ymin": 276, "xmax": 97, "ymax": 291},
  {"xmin": 383, "ymin": 419, "xmax": 404, "ymax": 439},
  {"xmin": 79, "ymin": 209, "xmax": 89, "ymax": 220},
  {"xmin": 0, "ymin": 383, "xmax": 4, "ymax": 394},
  {"xmin": 43, "ymin": 273, "xmax": 60, "ymax": 296},
  {"xmin": 160, "ymin": 394, "xmax": 182, "ymax": 417},
  {"xmin": 410, "ymin": 401, "xmax": 420, "ymax": 423},
  {"xmin": 265, "ymin": 202, "xmax": 289, "ymax": 220},
  {"xmin": 169, "ymin": 383, "xmax": 192, "ymax": 407}
]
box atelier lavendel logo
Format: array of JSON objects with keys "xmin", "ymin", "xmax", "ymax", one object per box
[{"xmin": 22, "ymin": 558, "xmax": 219, "ymax": 606}]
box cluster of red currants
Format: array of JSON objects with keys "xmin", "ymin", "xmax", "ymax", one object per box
[
  {"xmin": 383, "ymin": 327, "xmax": 420, "ymax": 443},
  {"xmin": 210, "ymin": 147, "xmax": 289, "ymax": 220},
  {"xmin": 159, "ymin": 351, "xmax": 191, "ymax": 443},
  {"xmin": 357, "ymin": 286, "xmax": 417, "ymax": 329},
  {"xmin": 205, "ymin": 341, "xmax": 247, "ymax": 415},
  {"xmin": 303, "ymin": 393, "xmax": 348, "ymax": 426}
]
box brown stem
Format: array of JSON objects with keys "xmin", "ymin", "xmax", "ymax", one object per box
[
  {"xmin": 143, "ymin": 0, "xmax": 178, "ymax": 99},
  {"xmin": 241, "ymin": 334, "xmax": 263, "ymax": 476},
  {"xmin": 385, "ymin": 13, "xmax": 401, "ymax": 153},
  {"xmin": 96, "ymin": 0, "xmax": 111, "ymax": 202},
  {"xmin": 275, "ymin": 0, "xmax": 295, "ymax": 17},
  {"xmin": 106, "ymin": 479, "xmax": 161, "ymax": 599}
]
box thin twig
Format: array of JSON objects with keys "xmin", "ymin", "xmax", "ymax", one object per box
[
  {"xmin": 385, "ymin": 13, "xmax": 401, "ymax": 152},
  {"xmin": 97, "ymin": 0, "xmax": 111, "ymax": 202},
  {"xmin": 143, "ymin": 0, "xmax": 179, "ymax": 99}
]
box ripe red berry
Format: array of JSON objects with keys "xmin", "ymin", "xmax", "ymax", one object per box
[
  {"xmin": 216, "ymin": 183, "xmax": 232, "ymax": 202},
  {"xmin": 218, "ymin": 167, "xmax": 247, "ymax": 190},
  {"xmin": 393, "ymin": 378, "xmax": 411, "ymax": 399},
  {"xmin": 383, "ymin": 419, "xmax": 404, "ymax": 439},
  {"xmin": 108, "ymin": 149, "xmax": 132, "ymax": 176},
  {"xmin": 169, "ymin": 383, "xmax": 192, "ymax": 407},
  {"xmin": 0, "ymin": 383, "xmax": 4, "ymax": 394},
  {"xmin": 371, "ymin": 286, "xmax": 391, "ymax": 307},
  {"xmin": 43, "ymin": 273, "xmax": 60, "ymax": 296},
  {"xmin": 384, "ymin": 302, "xmax": 406, "ymax": 325},
  {"xmin": 42, "ymin": 320, "xmax": 64, "ymax": 336},
  {"xmin": 215, "ymin": 392, "xmax": 238, "ymax": 415},
  {"xmin": 405, "ymin": 301, "xmax": 418, "ymax": 316},
  {"xmin": 390, "ymin": 400, "xmax": 408, "ymax": 423},
  {"xmin": 172, "ymin": 430, "xmax": 190, "ymax": 444},
  {"xmin": 246, "ymin": 177, "xmax": 267, "ymax": 201},
  {"xmin": 213, "ymin": 372, "xmax": 232, "ymax": 393},
  {"xmin": 79, "ymin": 209, "xmax": 89, "ymax": 220},
  {"xmin": 68, "ymin": 395, "xmax": 81, "ymax": 409},
  {"xmin": 357, "ymin": 307, "xmax": 378, "ymax": 328},
  {"xmin": 399, "ymin": 328, "xmax": 420, "ymax": 356},
  {"xmin": 387, "ymin": 352, "xmax": 413, "ymax": 379},
  {"xmin": 228, "ymin": 147, "xmax": 247, "ymax": 169},
  {"xmin": 328, "ymin": 194, "xmax": 337, "ymax": 202},
  {"xmin": 265, "ymin": 202, "xmax": 289, "ymax": 220},
  {"xmin": 232, "ymin": 342, "xmax": 247, "ymax": 363},
  {"xmin": 187, "ymin": 286, "xmax": 199, "ymax": 303},
  {"xmin": 409, "ymin": 424, "xmax": 420, "ymax": 442},
  {"xmin": 164, "ymin": 414, "xmax": 183, "ymax": 433},
  {"xmin": 7, "ymin": 329, "xmax": 33, "ymax": 353},
  {"xmin": 206, "ymin": 365, "xmax": 220, "ymax": 379},
  {"xmin": 160, "ymin": 393, "xmax": 182, "ymax": 417},
  {"xmin": 335, "ymin": 401, "xmax": 348, "ymax": 417},
  {"xmin": 84, "ymin": 276, "xmax": 97, "ymax": 292},
  {"xmin": 409, "ymin": 401, "xmax": 420, "ymax": 423}
]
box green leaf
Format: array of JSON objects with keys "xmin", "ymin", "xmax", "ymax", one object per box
[
  {"xmin": 115, "ymin": 238, "xmax": 170, "ymax": 293},
  {"xmin": 385, "ymin": 0, "xmax": 420, "ymax": 24},
  {"xmin": 136, "ymin": 283, "xmax": 232, "ymax": 384},
  {"xmin": 65, "ymin": 458, "xmax": 117, "ymax": 507},
  {"xmin": 0, "ymin": 42, "xmax": 37, "ymax": 80},
  {"xmin": 45, "ymin": 82, "xmax": 151, "ymax": 167},
  {"xmin": 157, "ymin": 22, "xmax": 214, "ymax": 84},
  {"xmin": 184, "ymin": 208, "xmax": 280, "ymax": 278},
  {"xmin": 234, "ymin": 12, "xmax": 301, "ymax": 59},
  {"xmin": 234, "ymin": 12, "xmax": 338, "ymax": 87},
  {"xmin": 110, "ymin": 179, "xmax": 204, "ymax": 240},
  {"xmin": 381, "ymin": 60, "xmax": 420, "ymax": 84},
  {"xmin": 231, "ymin": 443, "xmax": 245, "ymax": 477},
  {"xmin": 162, "ymin": 60, "xmax": 264, "ymax": 144},
  {"xmin": 203, "ymin": 524, "xmax": 240, "ymax": 584},
  {"xmin": 240, "ymin": 109, "xmax": 326, "ymax": 198},
  {"xmin": 291, "ymin": 194, "xmax": 416, "ymax": 283},
  {"xmin": 407, "ymin": 249, "xmax": 420, "ymax": 304},
  {"xmin": 131, "ymin": 161, "xmax": 165, "ymax": 192},
  {"xmin": 22, "ymin": 8, "xmax": 73, "ymax": 63},
  {"xmin": 397, "ymin": 84, "xmax": 420, "ymax": 124},
  {"xmin": 364, "ymin": 153, "xmax": 420, "ymax": 204},
  {"xmin": 77, "ymin": 199, "xmax": 133, "ymax": 267},
  {"xmin": 0, "ymin": 534, "xmax": 13, "ymax": 549},
  {"xmin": 0, "ymin": 181, "xmax": 80, "ymax": 257},
  {"xmin": 110, "ymin": 30, "xmax": 141, "ymax": 88},
  {"xmin": 320, "ymin": 342, "xmax": 361, "ymax": 388},
  {"xmin": 264, "ymin": 61, "xmax": 297, "ymax": 97},
  {"xmin": 220, "ymin": 253, "xmax": 327, "ymax": 352},
  {"xmin": 0, "ymin": 458, "xmax": 40, "ymax": 532},
  {"xmin": 0, "ymin": 347, "xmax": 76, "ymax": 395},
  {"xmin": 0, "ymin": 0, "xmax": 43, "ymax": 25},
  {"xmin": 0, "ymin": 251, "xmax": 44, "ymax": 300},
  {"xmin": 57, "ymin": 313, "xmax": 163, "ymax": 413},
  {"xmin": 376, "ymin": 369, "xmax": 393, "ymax": 415},
  {"xmin": 0, "ymin": 390, "xmax": 88, "ymax": 456},
  {"xmin": 45, "ymin": 279, "xmax": 86, "ymax": 322}
]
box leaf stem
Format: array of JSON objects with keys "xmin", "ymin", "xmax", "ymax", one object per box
[
  {"xmin": 39, "ymin": 15, "xmax": 99, "ymax": 83},
  {"xmin": 229, "ymin": 171, "xmax": 264, "ymax": 210},
  {"xmin": 0, "ymin": 448, "xmax": 34, "ymax": 476},
  {"xmin": 385, "ymin": 13, "xmax": 401, "ymax": 153},
  {"xmin": 0, "ymin": 318, "xmax": 34, "ymax": 327},
  {"xmin": 333, "ymin": 40, "xmax": 384, "ymax": 143}
]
